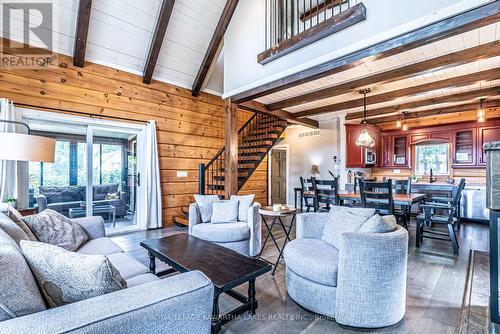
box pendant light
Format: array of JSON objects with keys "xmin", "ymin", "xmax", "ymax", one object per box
[
  {"xmin": 395, "ymin": 117, "xmax": 402, "ymax": 128},
  {"xmin": 477, "ymin": 98, "xmax": 486, "ymax": 123},
  {"xmin": 401, "ymin": 112, "xmax": 409, "ymax": 131},
  {"xmin": 355, "ymin": 89, "xmax": 376, "ymax": 148}
]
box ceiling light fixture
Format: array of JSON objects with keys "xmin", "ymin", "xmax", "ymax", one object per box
[
  {"xmin": 355, "ymin": 89, "xmax": 376, "ymax": 148},
  {"xmin": 477, "ymin": 98, "xmax": 486, "ymax": 123},
  {"xmin": 401, "ymin": 112, "xmax": 409, "ymax": 131}
]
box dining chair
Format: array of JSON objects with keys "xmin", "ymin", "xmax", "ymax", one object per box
[
  {"xmin": 312, "ymin": 177, "xmax": 340, "ymax": 212},
  {"xmin": 359, "ymin": 179, "xmax": 394, "ymax": 215},
  {"xmin": 415, "ymin": 178, "xmax": 466, "ymax": 255},
  {"xmin": 392, "ymin": 177, "xmax": 412, "ymax": 228},
  {"xmin": 299, "ymin": 177, "xmax": 317, "ymax": 212}
]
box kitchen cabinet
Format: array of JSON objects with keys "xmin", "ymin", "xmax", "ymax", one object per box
[
  {"xmin": 345, "ymin": 124, "xmax": 380, "ymax": 168},
  {"xmin": 380, "ymin": 135, "xmax": 410, "ymax": 168},
  {"xmin": 478, "ymin": 125, "xmax": 500, "ymax": 165},
  {"xmin": 452, "ymin": 129, "xmax": 476, "ymax": 167}
]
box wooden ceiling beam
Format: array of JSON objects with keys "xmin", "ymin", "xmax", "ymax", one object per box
[
  {"xmin": 192, "ymin": 0, "xmax": 239, "ymax": 97},
  {"xmin": 230, "ymin": 1, "xmax": 500, "ymax": 103},
  {"xmin": 293, "ymin": 68, "xmax": 500, "ymax": 118},
  {"xmin": 143, "ymin": 0, "xmax": 175, "ymax": 84},
  {"xmin": 345, "ymin": 86, "xmax": 500, "ymax": 120},
  {"xmin": 240, "ymin": 101, "xmax": 319, "ymax": 128},
  {"xmin": 268, "ymin": 41, "xmax": 500, "ymax": 111},
  {"xmin": 365, "ymin": 100, "xmax": 500, "ymax": 124},
  {"xmin": 73, "ymin": 0, "xmax": 93, "ymax": 67}
]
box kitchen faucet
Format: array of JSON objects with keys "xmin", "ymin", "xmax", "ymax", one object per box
[{"xmin": 429, "ymin": 168, "xmax": 437, "ymax": 183}]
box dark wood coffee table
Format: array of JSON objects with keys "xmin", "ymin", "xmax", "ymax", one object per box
[{"xmin": 140, "ymin": 234, "xmax": 271, "ymax": 334}]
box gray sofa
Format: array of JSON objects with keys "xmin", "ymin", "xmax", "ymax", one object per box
[
  {"xmin": 36, "ymin": 184, "xmax": 129, "ymax": 217},
  {"xmin": 0, "ymin": 212, "xmax": 214, "ymax": 334},
  {"xmin": 283, "ymin": 212, "xmax": 408, "ymax": 328},
  {"xmin": 188, "ymin": 202, "xmax": 262, "ymax": 257}
]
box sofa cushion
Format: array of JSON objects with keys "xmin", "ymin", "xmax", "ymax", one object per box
[
  {"xmin": 125, "ymin": 273, "xmax": 161, "ymax": 288},
  {"xmin": 322, "ymin": 209, "xmax": 373, "ymax": 249},
  {"xmin": 194, "ymin": 195, "xmax": 221, "ymax": 223},
  {"xmin": 284, "ymin": 239, "xmax": 339, "ymax": 287},
  {"xmin": 40, "ymin": 186, "xmax": 84, "ymax": 204},
  {"xmin": 77, "ymin": 238, "xmax": 124, "ymax": 256},
  {"xmin": 20, "ymin": 240, "xmax": 127, "ymax": 308},
  {"xmin": 358, "ymin": 214, "xmax": 398, "ymax": 233},
  {"xmin": 211, "ymin": 200, "xmax": 239, "ymax": 224},
  {"xmin": 0, "ymin": 212, "xmax": 30, "ymax": 246},
  {"xmin": 192, "ymin": 222, "xmax": 250, "ymax": 243},
  {"xmin": 2, "ymin": 206, "xmax": 37, "ymax": 241},
  {"xmin": 231, "ymin": 194, "xmax": 255, "ymax": 222},
  {"xmin": 22, "ymin": 209, "xmax": 88, "ymax": 251},
  {"xmin": 93, "ymin": 184, "xmax": 119, "ymax": 201},
  {"xmin": 0, "ymin": 229, "xmax": 47, "ymax": 321},
  {"xmin": 107, "ymin": 253, "xmax": 149, "ymax": 279}
]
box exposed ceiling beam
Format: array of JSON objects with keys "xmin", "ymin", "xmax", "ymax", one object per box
[
  {"xmin": 365, "ymin": 100, "xmax": 500, "ymax": 124},
  {"xmin": 230, "ymin": 1, "xmax": 500, "ymax": 103},
  {"xmin": 268, "ymin": 41, "xmax": 500, "ymax": 111},
  {"xmin": 240, "ymin": 101, "xmax": 319, "ymax": 128},
  {"xmin": 293, "ymin": 68, "xmax": 500, "ymax": 118},
  {"xmin": 143, "ymin": 0, "xmax": 175, "ymax": 84},
  {"xmin": 73, "ymin": 0, "xmax": 93, "ymax": 68},
  {"xmin": 345, "ymin": 86, "xmax": 500, "ymax": 120},
  {"xmin": 192, "ymin": 0, "xmax": 239, "ymax": 97}
]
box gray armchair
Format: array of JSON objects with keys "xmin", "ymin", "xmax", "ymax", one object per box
[
  {"xmin": 188, "ymin": 202, "xmax": 262, "ymax": 257},
  {"xmin": 284, "ymin": 212, "xmax": 408, "ymax": 328}
]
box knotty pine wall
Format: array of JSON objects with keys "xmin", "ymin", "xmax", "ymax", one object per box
[{"xmin": 0, "ymin": 50, "xmax": 268, "ymax": 227}]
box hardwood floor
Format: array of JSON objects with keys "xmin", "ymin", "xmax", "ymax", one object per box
[{"xmin": 111, "ymin": 219, "xmax": 489, "ymax": 334}]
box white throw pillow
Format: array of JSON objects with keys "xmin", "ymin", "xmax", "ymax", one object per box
[
  {"xmin": 230, "ymin": 194, "xmax": 255, "ymax": 222},
  {"xmin": 20, "ymin": 240, "xmax": 127, "ymax": 308},
  {"xmin": 358, "ymin": 214, "xmax": 398, "ymax": 233},
  {"xmin": 194, "ymin": 195, "xmax": 221, "ymax": 223},
  {"xmin": 211, "ymin": 200, "xmax": 239, "ymax": 224},
  {"xmin": 321, "ymin": 210, "xmax": 373, "ymax": 249}
]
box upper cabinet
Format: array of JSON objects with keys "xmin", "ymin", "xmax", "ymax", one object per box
[
  {"xmin": 380, "ymin": 135, "xmax": 410, "ymax": 168},
  {"xmin": 478, "ymin": 125, "xmax": 500, "ymax": 165},
  {"xmin": 452, "ymin": 129, "xmax": 477, "ymax": 167}
]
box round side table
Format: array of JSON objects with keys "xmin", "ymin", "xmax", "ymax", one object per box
[{"xmin": 258, "ymin": 206, "xmax": 297, "ymax": 275}]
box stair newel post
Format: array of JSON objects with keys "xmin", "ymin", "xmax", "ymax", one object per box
[
  {"xmin": 198, "ymin": 163, "xmax": 206, "ymax": 195},
  {"xmin": 224, "ymin": 99, "xmax": 239, "ymax": 198}
]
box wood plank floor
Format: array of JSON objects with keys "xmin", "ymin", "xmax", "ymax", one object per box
[{"xmin": 111, "ymin": 219, "xmax": 489, "ymax": 334}]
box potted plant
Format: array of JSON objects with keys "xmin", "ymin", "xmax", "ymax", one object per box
[{"xmin": 4, "ymin": 197, "xmax": 17, "ymax": 208}]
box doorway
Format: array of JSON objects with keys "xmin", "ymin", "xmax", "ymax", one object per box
[{"xmin": 269, "ymin": 147, "xmax": 288, "ymax": 205}]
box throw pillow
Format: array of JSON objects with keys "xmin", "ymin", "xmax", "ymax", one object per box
[
  {"xmin": 4, "ymin": 206, "xmax": 38, "ymax": 241},
  {"xmin": 194, "ymin": 195, "xmax": 221, "ymax": 223},
  {"xmin": 22, "ymin": 209, "xmax": 88, "ymax": 251},
  {"xmin": 321, "ymin": 210, "xmax": 373, "ymax": 249},
  {"xmin": 330, "ymin": 205, "xmax": 376, "ymax": 219},
  {"xmin": 211, "ymin": 200, "xmax": 239, "ymax": 224},
  {"xmin": 105, "ymin": 192, "xmax": 120, "ymax": 200},
  {"xmin": 20, "ymin": 240, "xmax": 127, "ymax": 308},
  {"xmin": 358, "ymin": 214, "xmax": 398, "ymax": 233},
  {"xmin": 230, "ymin": 194, "xmax": 255, "ymax": 222},
  {"xmin": 0, "ymin": 212, "xmax": 30, "ymax": 245}
]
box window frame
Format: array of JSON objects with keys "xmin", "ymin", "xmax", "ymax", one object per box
[{"xmin": 414, "ymin": 142, "xmax": 450, "ymax": 176}]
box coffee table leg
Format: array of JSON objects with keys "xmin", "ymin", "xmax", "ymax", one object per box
[
  {"xmin": 211, "ymin": 291, "xmax": 222, "ymax": 334},
  {"xmin": 248, "ymin": 279, "xmax": 257, "ymax": 315},
  {"xmin": 148, "ymin": 252, "xmax": 156, "ymax": 274}
]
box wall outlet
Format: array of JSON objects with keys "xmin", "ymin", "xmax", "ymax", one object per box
[
  {"xmin": 177, "ymin": 171, "xmax": 188, "ymax": 178},
  {"xmin": 393, "ymin": 169, "xmax": 401, "ymax": 174}
]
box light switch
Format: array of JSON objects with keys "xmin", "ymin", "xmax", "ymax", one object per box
[{"xmin": 177, "ymin": 171, "xmax": 188, "ymax": 178}]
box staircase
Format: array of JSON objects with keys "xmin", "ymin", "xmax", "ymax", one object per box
[{"xmin": 173, "ymin": 112, "xmax": 288, "ymax": 226}]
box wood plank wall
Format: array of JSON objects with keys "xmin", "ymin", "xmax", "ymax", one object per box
[{"xmin": 0, "ymin": 47, "xmax": 268, "ymax": 226}]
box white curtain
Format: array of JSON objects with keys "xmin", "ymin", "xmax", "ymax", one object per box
[
  {"xmin": 144, "ymin": 121, "xmax": 162, "ymax": 229},
  {"xmin": 0, "ymin": 99, "xmax": 19, "ymax": 203}
]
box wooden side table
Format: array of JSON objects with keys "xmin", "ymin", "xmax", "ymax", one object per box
[{"xmin": 258, "ymin": 206, "xmax": 297, "ymax": 276}]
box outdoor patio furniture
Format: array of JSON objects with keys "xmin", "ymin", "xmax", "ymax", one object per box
[{"xmin": 69, "ymin": 205, "xmax": 117, "ymax": 227}]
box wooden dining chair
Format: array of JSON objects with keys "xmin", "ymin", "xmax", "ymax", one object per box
[
  {"xmin": 312, "ymin": 177, "xmax": 340, "ymax": 212},
  {"xmin": 300, "ymin": 177, "xmax": 317, "ymax": 212},
  {"xmin": 416, "ymin": 179, "xmax": 466, "ymax": 255},
  {"xmin": 359, "ymin": 179, "xmax": 394, "ymax": 215},
  {"xmin": 392, "ymin": 177, "xmax": 412, "ymax": 228}
]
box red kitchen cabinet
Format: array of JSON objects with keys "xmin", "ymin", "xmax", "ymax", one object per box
[
  {"xmin": 478, "ymin": 125, "xmax": 500, "ymax": 165},
  {"xmin": 345, "ymin": 124, "xmax": 380, "ymax": 168},
  {"xmin": 452, "ymin": 129, "xmax": 476, "ymax": 167}
]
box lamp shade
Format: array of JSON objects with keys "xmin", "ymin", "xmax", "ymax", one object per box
[{"xmin": 0, "ymin": 133, "xmax": 55, "ymax": 162}]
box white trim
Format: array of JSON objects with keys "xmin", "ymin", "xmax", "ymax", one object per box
[
  {"xmin": 268, "ymin": 144, "xmax": 290, "ymax": 206},
  {"xmin": 222, "ymin": 0, "xmax": 492, "ymax": 99}
]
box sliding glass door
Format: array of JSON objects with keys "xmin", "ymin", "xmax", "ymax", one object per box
[{"xmin": 23, "ymin": 110, "xmax": 146, "ymax": 234}]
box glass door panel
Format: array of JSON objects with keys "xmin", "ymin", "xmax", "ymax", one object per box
[{"xmin": 91, "ymin": 128, "xmax": 138, "ymax": 233}]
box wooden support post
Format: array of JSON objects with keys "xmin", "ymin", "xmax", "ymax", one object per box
[{"xmin": 224, "ymin": 99, "xmax": 238, "ymax": 198}]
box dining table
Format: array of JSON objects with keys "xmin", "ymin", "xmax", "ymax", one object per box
[{"xmin": 338, "ymin": 191, "xmax": 427, "ymax": 206}]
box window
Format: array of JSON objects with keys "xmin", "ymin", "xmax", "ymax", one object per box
[
  {"xmin": 415, "ymin": 143, "xmax": 449, "ymax": 175},
  {"xmin": 92, "ymin": 143, "xmax": 123, "ymax": 186}
]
